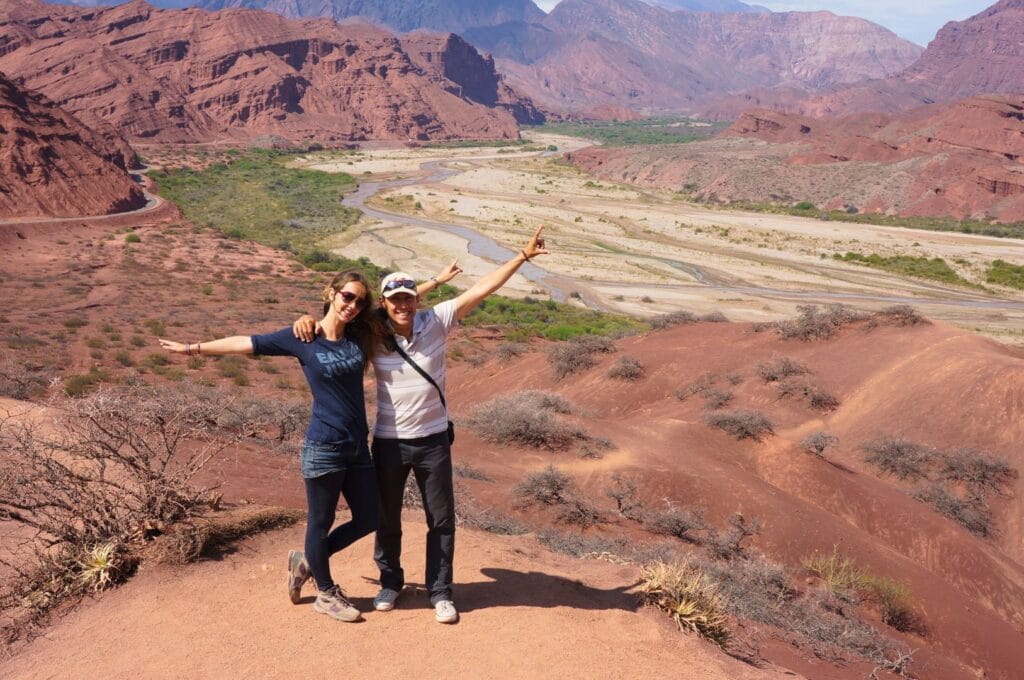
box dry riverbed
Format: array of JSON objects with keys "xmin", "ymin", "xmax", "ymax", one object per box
[{"xmin": 294, "ymin": 133, "xmax": 1024, "ymax": 344}]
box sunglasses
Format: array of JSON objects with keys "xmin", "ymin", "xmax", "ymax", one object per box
[
  {"xmin": 336, "ymin": 290, "xmax": 367, "ymax": 308},
  {"xmin": 382, "ymin": 279, "xmax": 416, "ymax": 292}
]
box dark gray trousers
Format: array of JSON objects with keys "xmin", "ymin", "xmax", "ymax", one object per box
[{"xmin": 372, "ymin": 431, "xmax": 455, "ymax": 604}]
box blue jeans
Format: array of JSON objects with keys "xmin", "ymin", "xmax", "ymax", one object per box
[{"xmin": 300, "ymin": 440, "xmax": 377, "ymax": 592}]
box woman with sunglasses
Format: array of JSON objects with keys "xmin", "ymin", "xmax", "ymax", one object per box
[{"xmin": 159, "ymin": 269, "xmax": 385, "ymax": 623}]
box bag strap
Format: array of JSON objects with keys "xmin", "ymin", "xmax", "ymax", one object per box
[{"xmin": 392, "ymin": 339, "xmax": 446, "ymax": 409}]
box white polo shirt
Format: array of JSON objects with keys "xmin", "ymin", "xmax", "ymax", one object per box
[{"xmin": 372, "ymin": 299, "xmax": 458, "ymax": 439}]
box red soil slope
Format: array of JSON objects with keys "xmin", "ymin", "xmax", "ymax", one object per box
[
  {"xmin": 444, "ymin": 321, "xmax": 1024, "ymax": 679},
  {"xmin": 0, "ymin": 74, "xmax": 144, "ymax": 218},
  {"xmin": 0, "ymin": 0, "xmax": 525, "ymax": 143}
]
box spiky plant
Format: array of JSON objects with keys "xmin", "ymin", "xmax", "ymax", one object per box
[
  {"xmin": 78, "ymin": 543, "xmax": 120, "ymax": 591},
  {"xmin": 639, "ymin": 561, "xmax": 730, "ymax": 645}
]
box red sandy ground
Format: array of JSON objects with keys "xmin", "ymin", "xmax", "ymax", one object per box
[{"xmin": 1, "ymin": 198, "xmax": 1022, "ymax": 679}]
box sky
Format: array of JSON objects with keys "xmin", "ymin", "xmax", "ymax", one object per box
[{"xmin": 532, "ymin": 0, "xmax": 997, "ymax": 46}]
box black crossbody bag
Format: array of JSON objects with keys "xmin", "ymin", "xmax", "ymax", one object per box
[{"xmin": 391, "ymin": 340, "xmax": 455, "ymax": 445}]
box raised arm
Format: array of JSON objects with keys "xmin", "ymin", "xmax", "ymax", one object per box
[
  {"xmin": 159, "ymin": 336, "xmax": 253, "ymax": 356},
  {"xmin": 416, "ymin": 259, "xmax": 463, "ymax": 297},
  {"xmin": 453, "ymin": 226, "xmax": 548, "ymax": 321}
]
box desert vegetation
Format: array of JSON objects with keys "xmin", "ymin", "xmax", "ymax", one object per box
[
  {"xmin": 546, "ymin": 334, "xmax": 617, "ymax": 380},
  {"xmin": 862, "ymin": 438, "xmax": 1016, "ymax": 536},
  {"xmin": 703, "ymin": 410, "xmax": 774, "ymax": 441},
  {"xmin": 833, "ymin": 252, "xmax": 971, "ymax": 287},
  {"xmin": 467, "ymin": 390, "xmax": 611, "ymax": 452},
  {"xmin": 531, "ymin": 117, "xmax": 726, "ymax": 146},
  {"xmin": 0, "ymin": 384, "xmax": 302, "ymax": 644}
]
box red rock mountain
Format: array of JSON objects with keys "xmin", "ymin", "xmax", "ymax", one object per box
[
  {"xmin": 798, "ymin": 0, "xmax": 1024, "ymax": 116},
  {"xmin": 400, "ymin": 32, "xmax": 544, "ymax": 124},
  {"xmin": 465, "ymin": 0, "xmax": 921, "ymax": 116},
  {"xmin": 0, "ymin": 0, "xmax": 533, "ymax": 143},
  {"xmin": 568, "ymin": 95, "xmax": 1024, "ymax": 221},
  {"xmin": 0, "ymin": 73, "xmax": 145, "ymax": 218}
]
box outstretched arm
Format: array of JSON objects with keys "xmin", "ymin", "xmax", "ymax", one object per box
[
  {"xmin": 159, "ymin": 336, "xmax": 253, "ymax": 356},
  {"xmin": 453, "ymin": 226, "xmax": 548, "ymax": 321}
]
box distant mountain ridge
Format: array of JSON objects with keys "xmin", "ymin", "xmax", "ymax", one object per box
[
  {"xmin": 0, "ymin": 0, "xmax": 538, "ymax": 143},
  {"xmin": 472, "ymin": 0, "xmax": 922, "ymax": 116},
  {"xmin": 793, "ymin": 0, "xmax": 1024, "ymax": 116}
]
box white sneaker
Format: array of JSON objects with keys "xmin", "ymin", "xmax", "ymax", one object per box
[
  {"xmin": 434, "ymin": 599, "xmax": 458, "ymax": 624},
  {"xmin": 373, "ymin": 587, "xmax": 401, "ymax": 612}
]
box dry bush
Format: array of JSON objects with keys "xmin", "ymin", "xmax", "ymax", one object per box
[
  {"xmin": 674, "ymin": 373, "xmax": 717, "ymax": 401},
  {"xmin": 875, "ymin": 305, "xmax": 928, "ymax": 327},
  {"xmin": 149, "ymin": 507, "xmax": 302, "ymax": 565},
  {"xmin": 607, "ymin": 356, "xmax": 645, "ymax": 381},
  {"xmin": 557, "ymin": 498, "xmax": 605, "ymax": 529},
  {"xmin": 457, "ymin": 500, "xmax": 528, "ymax": 536},
  {"xmin": 639, "ymin": 560, "xmax": 730, "ymax": 645},
  {"xmin": 800, "ymin": 432, "xmax": 839, "ymax": 457},
  {"xmin": 939, "ymin": 448, "xmax": 1016, "ymax": 496},
  {"xmin": 697, "ymin": 556, "xmax": 898, "ymax": 663},
  {"xmin": 0, "ymin": 385, "xmax": 241, "ymax": 642},
  {"xmin": 863, "ymin": 438, "xmax": 1014, "ymax": 537},
  {"xmin": 701, "ymin": 388, "xmax": 733, "ymax": 410},
  {"xmin": 453, "ymin": 462, "xmax": 492, "ymax": 482},
  {"xmin": 704, "ymin": 410, "xmax": 774, "ymax": 441},
  {"xmin": 705, "ymin": 513, "xmax": 761, "ymax": 561},
  {"xmin": 775, "ymin": 379, "xmax": 840, "ymax": 412},
  {"xmin": 644, "ymin": 503, "xmax": 706, "ymax": 543},
  {"xmin": 650, "ymin": 311, "xmax": 698, "ymax": 330},
  {"xmin": 700, "ymin": 311, "xmax": 729, "ymax": 323},
  {"xmin": 514, "ymin": 465, "xmax": 574, "ymax": 505},
  {"xmin": 862, "ymin": 438, "xmax": 937, "ymax": 481},
  {"xmin": 402, "ymin": 474, "xmax": 423, "ymax": 510},
  {"xmin": 495, "ymin": 342, "xmax": 527, "ymax": 361},
  {"xmin": 536, "ymin": 529, "xmax": 629, "ymax": 559},
  {"xmin": 756, "ymin": 356, "xmax": 810, "ymax": 383},
  {"xmin": 0, "ymin": 359, "xmax": 51, "ymax": 400},
  {"xmin": 547, "ymin": 335, "xmax": 616, "ymax": 380},
  {"xmin": 469, "ymin": 391, "xmax": 584, "ymax": 450},
  {"xmin": 606, "ymin": 471, "xmax": 642, "ymax": 519},
  {"xmin": 912, "ymin": 484, "xmax": 992, "ymax": 537},
  {"xmin": 773, "ymin": 304, "xmax": 865, "ymax": 341}
]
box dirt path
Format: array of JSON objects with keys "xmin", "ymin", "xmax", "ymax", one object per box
[{"xmin": 0, "ymin": 521, "xmax": 789, "ymax": 680}]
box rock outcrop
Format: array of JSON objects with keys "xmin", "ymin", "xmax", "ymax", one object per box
[
  {"xmin": 0, "ymin": 0, "xmax": 522, "ymax": 143},
  {"xmin": 568, "ymin": 95, "xmax": 1024, "ymax": 222},
  {"xmin": 400, "ymin": 32, "xmax": 544, "ymax": 124},
  {"xmin": 0, "ymin": 72, "xmax": 145, "ymax": 218},
  {"xmin": 798, "ymin": 0, "xmax": 1024, "ymax": 116}
]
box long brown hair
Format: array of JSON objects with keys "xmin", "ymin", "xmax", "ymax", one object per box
[{"xmin": 322, "ymin": 269, "xmax": 385, "ymax": 365}]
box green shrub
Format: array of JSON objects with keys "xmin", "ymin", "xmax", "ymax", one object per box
[
  {"xmin": 124, "ymin": 233, "xmax": 141, "ymax": 244},
  {"xmin": 986, "ymin": 259, "xmax": 1024, "ymax": 289}
]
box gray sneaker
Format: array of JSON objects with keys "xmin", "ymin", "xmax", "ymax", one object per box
[
  {"xmin": 434, "ymin": 599, "xmax": 458, "ymax": 624},
  {"xmin": 313, "ymin": 585, "xmax": 361, "ymax": 622},
  {"xmin": 373, "ymin": 587, "xmax": 401, "ymax": 612},
  {"xmin": 287, "ymin": 550, "xmax": 310, "ymax": 605}
]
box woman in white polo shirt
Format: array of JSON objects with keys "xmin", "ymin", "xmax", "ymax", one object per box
[{"xmin": 295, "ymin": 227, "xmax": 548, "ymax": 624}]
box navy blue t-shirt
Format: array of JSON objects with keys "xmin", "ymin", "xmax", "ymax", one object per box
[{"xmin": 251, "ymin": 328, "xmax": 369, "ymax": 455}]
